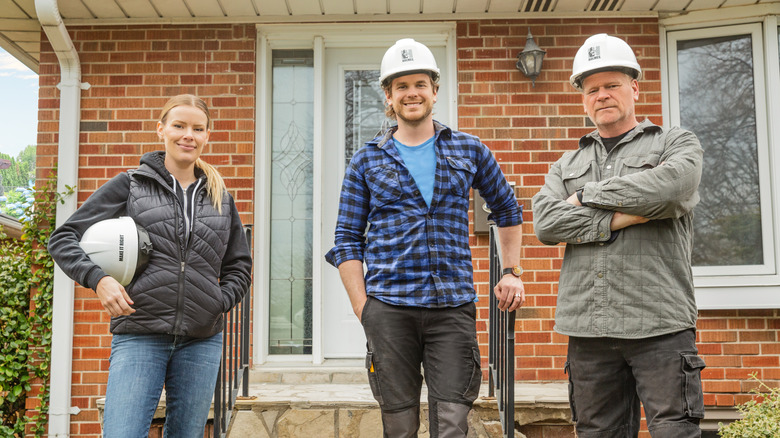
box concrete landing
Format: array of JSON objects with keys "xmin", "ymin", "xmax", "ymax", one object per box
[{"xmin": 228, "ymin": 366, "xmax": 572, "ymax": 437}]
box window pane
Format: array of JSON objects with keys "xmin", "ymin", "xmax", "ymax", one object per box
[
  {"xmin": 677, "ymin": 35, "xmax": 763, "ymax": 266},
  {"xmin": 344, "ymin": 70, "xmax": 389, "ymax": 167},
  {"xmin": 269, "ymin": 50, "xmax": 314, "ymax": 354}
]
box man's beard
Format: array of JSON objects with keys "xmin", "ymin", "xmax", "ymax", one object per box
[{"xmin": 396, "ymin": 101, "xmax": 433, "ymax": 127}]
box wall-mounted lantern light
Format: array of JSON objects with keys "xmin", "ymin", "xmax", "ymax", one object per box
[{"xmin": 516, "ymin": 29, "xmax": 546, "ymax": 87}]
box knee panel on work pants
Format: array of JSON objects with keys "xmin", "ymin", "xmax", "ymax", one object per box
[
  {"xmin": 429, "ymin": 399, "xmax": 470, "ymax": 438},
  {"xmin": 381, "ymin": 406, "xmax": 419, "ymax": 438}
]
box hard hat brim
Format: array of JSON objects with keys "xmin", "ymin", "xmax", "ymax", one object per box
[
  {"xmin": 571, "ymin": 65, "xmax": 641, "ymax": 90},
  {"xmin": 380, "ymin": 69, "xmax": 441, "ymax": 88}
]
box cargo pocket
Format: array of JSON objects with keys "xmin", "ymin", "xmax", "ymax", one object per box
[
  {"xmin": 564, "ymin": 361, "xmax": 578, "ymax": 423},
  {"xmin": 366, "ymin": 351, "xmax": 384, "ymax": 405},
  {"xmin": 681, "ymin": 353, "xmax": 706, "ymax": 419},
  {"xmin": 462, "ymin": 347, "xmax": 482, "ymax": 402}
]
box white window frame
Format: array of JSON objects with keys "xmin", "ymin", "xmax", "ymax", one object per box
[{"xmin": 662, "ymin": 12, "xmax": 780, "ymax": 309}]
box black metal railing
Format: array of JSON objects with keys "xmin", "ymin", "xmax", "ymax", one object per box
[
  {"xmin": 213, "ymin": 225, "xmax": 253, "ymax": 438},
  {"xmin": 487, "ymin": 224, "xmax": 516, "ymax": 438}
]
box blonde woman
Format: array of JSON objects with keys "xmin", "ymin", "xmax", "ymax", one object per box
[{"xmin": 49, "ymin": 94, "xmax": 252, "ymax": 437}]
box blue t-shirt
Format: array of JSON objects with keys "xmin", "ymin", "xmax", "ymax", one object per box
[{"xmin": 393, "ymin": 135, "xmax": 436, "ymax": 207}]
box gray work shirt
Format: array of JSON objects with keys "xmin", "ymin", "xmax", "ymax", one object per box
[{"xmin": 533, "ymin": 119, "xmax": 704, "ymax": 339}]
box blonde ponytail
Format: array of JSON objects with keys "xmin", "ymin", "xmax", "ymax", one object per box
[{"xmin": 195, "ymin": 158, "xmax": 226, "ymax": 214}]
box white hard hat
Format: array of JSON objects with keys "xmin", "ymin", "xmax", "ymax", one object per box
[
  {"xmin": 379, "ymin": 38, "xmax": 440, "ymax": 87},
  {"xmin": 570, "ymin": 33, "xmax": 642, "ymax": 91},
  {"xmin": 79, "ymin": 216, "xmax": 153, "ymax": 286}
]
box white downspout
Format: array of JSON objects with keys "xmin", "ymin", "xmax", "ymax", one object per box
[{"xmin": 34, "ymin": 0, "xmax": 89, "ymax": 436}]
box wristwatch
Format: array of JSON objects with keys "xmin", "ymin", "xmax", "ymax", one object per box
[{"xmin": 502, "ymin": 266, "xmax": 523, "ymax": 277}]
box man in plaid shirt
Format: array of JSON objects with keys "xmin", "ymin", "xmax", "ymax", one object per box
[{"xmin": 325, "ymin": 38, "xmax": 525, "ymax": 437}]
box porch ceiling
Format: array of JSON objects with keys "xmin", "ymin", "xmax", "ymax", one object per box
[{"xmin": 1, "ymin": 0, "xmax": 777, "ymax": 73}]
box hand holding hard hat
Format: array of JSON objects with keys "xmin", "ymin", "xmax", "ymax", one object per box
[
  {"xmin": 95, "ymin": 275, "xmax": 136, "ymax": 317},
  {"xmin": 79, "ymin": 216, "xmax": 153, "ymax": 286},
  {"xmin": 79, "ymin": 217, "xmax": 153, "ymax": 317}
]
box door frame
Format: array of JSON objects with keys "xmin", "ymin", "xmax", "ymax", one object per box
[{"xmin": 253, "ymin": 22, "xmax": 457, "ymax": 365}]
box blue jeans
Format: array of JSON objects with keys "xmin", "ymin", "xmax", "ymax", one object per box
[{"xmin": 102, "ymin": 332, "xmax": 223, "ymax": 438}]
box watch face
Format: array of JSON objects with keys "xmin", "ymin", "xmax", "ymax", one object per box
[{"xmin": 503, "ymin": 266, "xmax": 523, "ymax": 277}]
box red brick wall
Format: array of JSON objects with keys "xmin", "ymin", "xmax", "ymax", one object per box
[
  {"xmin": 34, "ymin": 17, "xmax": 780, "ymax": 437},
  {"xmin": 460, "ymin": 17, "xmax": 780, "ymax": 434},
  {"xmin": 36, "ymin": 24, "xmax": 256, "ymax": 437}
]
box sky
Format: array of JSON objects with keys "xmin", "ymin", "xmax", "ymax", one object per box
[{"xmin": 0, "ymin": 47, "xmax": 38, "ymax": 159}]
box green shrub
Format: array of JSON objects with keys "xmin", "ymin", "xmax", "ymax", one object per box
[
  {"xmin": 0, "ymin": 238, "xmax": 32, "ymax": 436},
  {"xmin": 718, "ymin": 373, "xmax": 780, "ymax": 438},
  {"xmin": 0, "ymin": 176, "xmax": 65, "ymax": 437}
]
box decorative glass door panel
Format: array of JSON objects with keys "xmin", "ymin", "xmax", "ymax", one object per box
[
  {"xmin": 344, "ymin": 70, "xmax": 389, "ymax": 166},
  {"xmin": 269, "ymin": 50, "xmax": 314, "ymax": 354}
]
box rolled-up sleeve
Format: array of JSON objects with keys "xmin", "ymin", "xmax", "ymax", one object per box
[
  {"xmin": 325, "ymin": 160, "xmax": 371, "ymax": 268},
  {"xmin": 472, "ymin": 146, "xmax": 523, "ymax": 228}
]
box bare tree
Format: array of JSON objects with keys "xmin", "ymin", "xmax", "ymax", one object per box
[{"xmin": 677, "ymin": 34, "xmax": 763, "ymax": 266}]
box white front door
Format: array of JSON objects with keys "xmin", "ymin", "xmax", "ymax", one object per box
[
  {"xmin": 255, "ymin": 24, "xmax": 455, "ymax": 364},
  {"xmin": 321, "ymin": 45, "xmax": 450, "ymax": 358}
]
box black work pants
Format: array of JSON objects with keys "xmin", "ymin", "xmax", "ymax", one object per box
[
  {"xmin": 565, "ymin": 328, "xmax": 706, "ymax": 438},
  {"xmin": 361, "ymin": 297, "xmax": 481, "ymax": 438}
]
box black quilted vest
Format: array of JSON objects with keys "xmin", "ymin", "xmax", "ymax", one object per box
[{"xmin": 110, "ymin": 153, "xmax": 232, "ymax": 338}]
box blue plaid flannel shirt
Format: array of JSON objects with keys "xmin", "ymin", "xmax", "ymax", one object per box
[{"xmin": 325, "ymin": 121, "xmax": 523, "ymax": 308}]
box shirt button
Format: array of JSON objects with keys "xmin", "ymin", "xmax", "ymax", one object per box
[
  {"xmin": 576, "ymin": 237, "xmax": 582, "ymax": 243},
  {"xmin": 606, "ymin": 165, "xmax": 612, "ymax": 170},
  {"xmin": 599, "ymin": 232, "xmax": 605, "ymax": 238},
  {"xmin": 569, "ymin": 172, "xmax": 575, "ymax": 176},
  {"xmin": 618, "ymin": 201, "xmax": 623, "ymax": 206},
  {"xmin": 597, "ymin": 272, "xmax": 603, "ymax": 278},
  {"xmin": 413, "ymin": 190, "xmax": 420, "ymax": 196}
]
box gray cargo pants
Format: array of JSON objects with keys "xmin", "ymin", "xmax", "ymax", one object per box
[
  {"xmin": 565, "ymin": 328, "xmax": 706, "ymax": 438},
  {"xmin": 361, "ymin": 297, "xmax": 482, "ymax": 438}
]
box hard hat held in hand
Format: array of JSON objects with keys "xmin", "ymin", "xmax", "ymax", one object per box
[
  {"xmin": 570, "ymin": 33, "xmax": 642, "ymax": 91},
  {"xmin": 380, "ymin": 38, "xmax": 440, "ymax": 87},
  {"xmin": 79, "ymin": 216, "xmax": 153, "ymax": 286}
]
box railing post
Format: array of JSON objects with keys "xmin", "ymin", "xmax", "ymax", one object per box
[
  {"xmin": 487, "ymin": 224, "xmax": 516, "ymax": 438},
  {"xmin": 212, "ymin": 224, "xmax": 253, "ymax": 437}
]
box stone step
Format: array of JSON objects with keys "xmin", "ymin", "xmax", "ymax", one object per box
[
  {"xmin": 248, "ymin": 360, "xmax": 367, "ymax": 385},
  {"xmin": 227, "ymin": 382, "xmax": 571, "ymax": 437}
]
